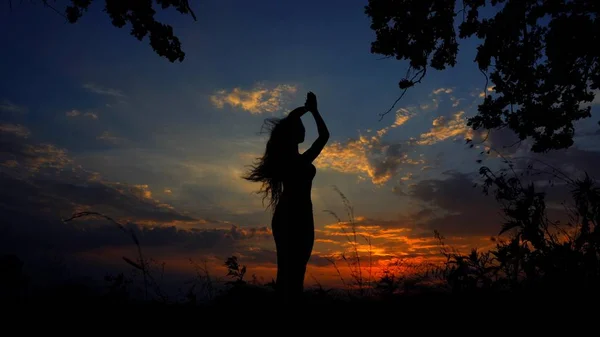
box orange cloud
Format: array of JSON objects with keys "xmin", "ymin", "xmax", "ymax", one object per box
[
  {"xmin": 376, "ymin": 107, "xmax": 415, "ymax": 137},
  {"xmin": 132, "ymin": 184, "xmax": 153, "ymax": 199},
  {"xmin": 315, "ymin": 108, "xmax": 422, "ymax": 184},
  {"xmin": 417, "ymin": 111, "xmax": 474, "ymax": 145},
  {"xmin": 108, "ymin": 182, "xmax": 156, "ymax": 201},
  {"xmin": 315, "ymin": 135, "xmax": 374, "ymax": 178},
  {"xmin": 2, "ymin": 160, "xmax": 18, "ymax": 168},
  {"xmin": 24, "ymin": 143, "xmax": 73, "ymax": 172},
  {"xmin": 210, "ymin": 84, "xmax": 297, "ymax": 114},
  {"xmin": 317, "ymin": 218, "xmax": 492, "ymax": 259},
  {"xmin": 306, "ymin": 215, "xmax": 497, "ymax": 286},
  {"xmin": 430, "ymin": 87, "xmax": 465, "ymax": 108},
  {"xmin": 478, "ymin": 86, "xmax": 495, "ymax": 98}
]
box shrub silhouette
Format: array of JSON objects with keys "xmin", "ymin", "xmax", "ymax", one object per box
[{"xmin": 426, "ymin": 159, "xmax": 600, "ymax": 296}]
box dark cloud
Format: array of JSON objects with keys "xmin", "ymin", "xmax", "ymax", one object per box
[
  {"xmin": 370, "ymin": 142, "xmax": 416, "ymax": 183},
  {"xmin": 0, "ymin": 168, "xmax": 273, "ymax": 255},
  {"xmin": 0, "ymin": 194, "xmax": 272, "ymax": 264},
  {"xmin": 407, "ymin": 171, "xmax": 503, "ymax": 236},
  {"xmin": 0, "ymin": 124, "xmax": 196, "ymax": 220},
  {"xmin": 407, "ymin": 143, "xmax": 600, "ymax": 237},
  {"xmin": 0, "ymin": 128, "xmax": 275, "ymax": 279},
  {"xmin": 506, "ymin": 146, "xmax": 600, "ymax": 225},
  {"xmin": 521, "ymin": 146, "xmax": 600, "ymax": 180},
  {"xmin": 0, "ymin": 167, "xmax": 193, "ymax": 225},
  {"xmin": 483, "ymin": 115, "xmax": 600, "ymax": 176},
  {"xmin": 73, "ymin": 222, "xmax": 270, "ymax": 255}
]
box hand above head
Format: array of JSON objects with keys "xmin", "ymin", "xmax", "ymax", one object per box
[
  {"xmin": 299, "ymin": 91, "xmax": 329, "ymax": 163},
  {"xmin": 304, "ymin": 91, "xmax": 318, "ymax": 112}
]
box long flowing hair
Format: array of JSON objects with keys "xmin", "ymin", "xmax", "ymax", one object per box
[{"xmin": 243, "ymin": 116, "xmax": 298, "ymax": 211}]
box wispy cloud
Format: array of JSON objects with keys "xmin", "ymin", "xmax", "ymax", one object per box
[
  {"xmin": 84, "ymin": 112, "xmax": 98, "ymax": 119},
  {"xmin": 104, "ymin": 182, "xmax": 155, "ymax": 200},
  {"xmin": 432, "ymin": 88, "xmax": 453, "ymax": 95},
  {"xmin": 65, "ymin": 109, "xmax": 80, "ymax": 117},
  {"xmin": 417, "ymin": 111, "xmax": 474, "ymax": 146},
  {"xmin": 210, "ymin": 83, "xmax": 297, "ymax": 114},
  {"xmin": 0, "ymin": 126, "xmax": 73, "ymax": 174},
  {"xmin": 374, "ymin": 108, "xmax": 415, "ymax": 138},
  {"xmin": 0, "ymin": 123, "xmax": 31, "ymax": 138},
  {"xmin": 97, "ymin": 131, "xmax": 126, "ymax": 145},
  {"xmin": 66, "ymin": 109, "xmax": 98, "ymax": 120},
  {"xmin": 0, "ymin": 99, "xmax": 27, "ymax": 114},
  {"xmin": 24, "ymin": 143, "xmax": 73, "ymax": 172},
  {"xmin": 430, "ymin": 87, "xmax": 466, "ymax": 108},
  {"xmin": 83, "ymin": 83, "xmax": 126, "ymax": 98}
]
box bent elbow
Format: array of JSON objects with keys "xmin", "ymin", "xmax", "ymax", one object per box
[{"xmin": 320, "ymin": 132, "xmax": 330, "ymax": 142}]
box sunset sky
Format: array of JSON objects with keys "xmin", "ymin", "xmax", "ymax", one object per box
[{"xmin": 1, "ymin": 0, "xmax": 599, "ymax": 290}]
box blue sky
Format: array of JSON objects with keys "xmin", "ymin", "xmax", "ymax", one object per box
[{"xmin": 1, "ymin": 0, "xmax": 599, "ymax": 288}]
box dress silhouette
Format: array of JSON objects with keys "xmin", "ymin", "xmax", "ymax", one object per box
[{"xmin": 244, "ymin": 92, "xmax": 329, "ymax": 302}]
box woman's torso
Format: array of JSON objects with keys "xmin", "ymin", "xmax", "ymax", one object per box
[{"xmin": 276, "ymin": 157, "xmax": 316, "ymax": 212}]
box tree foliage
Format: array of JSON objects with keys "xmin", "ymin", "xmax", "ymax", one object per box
[
  {"xmin": 21, "ymin": 0, "xmax": 197, "ymax": 62},
  {"xmin": 365, "ymin": 0, "xmax": 600, "ymax": 152}
]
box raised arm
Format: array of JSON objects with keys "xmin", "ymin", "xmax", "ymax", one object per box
[
  {"xmin": 287, "ymin": 106, "xmax": 309, "ymax": 120},
  {"xmin": 301, "ymin": 92, "xmax": 329, "ymax": 163}
]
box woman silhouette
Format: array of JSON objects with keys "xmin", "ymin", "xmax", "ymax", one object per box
[{"xmin": 243, "ymin": 91, "xmax": 329, "ymax": 302}]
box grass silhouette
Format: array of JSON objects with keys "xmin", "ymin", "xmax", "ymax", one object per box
[
  {"xmin": 323, "ymin": 185, "xmax": 374, "ymax": 298},
  {"xmin": 2, "ymin": 157, "xmax": 600, "ymax": 311}
]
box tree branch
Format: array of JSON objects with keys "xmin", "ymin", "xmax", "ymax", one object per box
[
  {"xmin": 184, "ymin": 0, "xmax": 197, "ymax": 21},
  {"xmin": 379, "ymin": 67, "xmax": 427, "ymax": 121},
  {"xmin": 41, "ymin": 0, "xmax": 66, "ymax": 20},
  {"xmin": 379, "ymin": 89, "xmax": 408, "ymax": 121}
]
